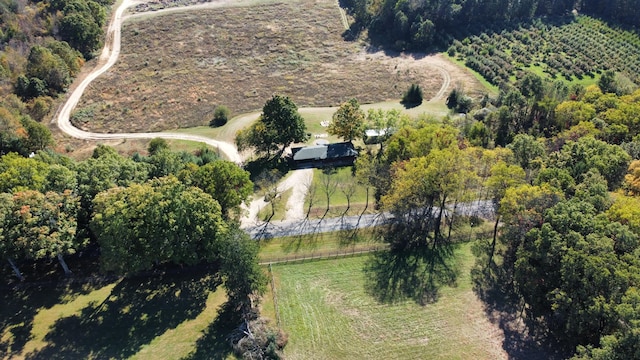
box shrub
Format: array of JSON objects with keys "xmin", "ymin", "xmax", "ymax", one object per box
[
  {"xmin": 401, "ymin": 84, "xmax": 423, "ymax": 107},
  {"xmin": 211, "ymin": 105, "xmax": 230, "ymax": 127}
]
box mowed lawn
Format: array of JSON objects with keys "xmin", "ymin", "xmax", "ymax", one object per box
[
  {"xmin": 271, "ymin": 242, "xmax": 506, "ymax": 359},
  {"xmin": 0, "ymin": 269, "xmax": 236, "ymax": 360}
]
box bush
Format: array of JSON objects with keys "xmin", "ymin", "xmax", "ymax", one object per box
[
  {"xmin": 211, "ymin": 105, "xmax": 230, "ymax": 127},
  {"xmin": 401, "ymin": 84, "xmax": 423, "ymax": 107}
]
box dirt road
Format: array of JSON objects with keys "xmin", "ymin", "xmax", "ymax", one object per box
[{"xmin": 55, "ymin": 0, "xmax": 242, "ymax": 162}]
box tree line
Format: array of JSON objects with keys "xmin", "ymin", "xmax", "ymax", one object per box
[
  {"xmin": 0, "ymin": 140, "xmax": 263, "ymax": 310},
  {"xmin": 1, "ymin": 0, "xmax": 109, "ymax": 156},
  {"xmin": 343, "ymin": 0, "xmax": 640, "ymax": 51},
  {"xmin": 346, "ymin": 73, "xmax": 640, "ymax": 356}
]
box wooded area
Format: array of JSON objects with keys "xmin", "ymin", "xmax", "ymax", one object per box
[{"xmin": 4, "ymin": 0, "xmax": 640, "ymax": 357}]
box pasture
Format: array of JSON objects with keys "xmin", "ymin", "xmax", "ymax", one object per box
[{"xmin": 271, "ymin": 242, "xmax": 507, "ymax": 359}]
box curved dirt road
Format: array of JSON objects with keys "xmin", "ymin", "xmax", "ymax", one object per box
[
  {"xmin": 55, "ymin": 0, "xmax": 456, "ymax": 222},
  {"xmin": 56, "ymin": 0, "xmax": 242, "ymax": 162}
]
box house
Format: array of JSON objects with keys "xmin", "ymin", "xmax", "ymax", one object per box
[{"xmin": 289, "ymin": 142, "xmax": 358, "ymax": 169}]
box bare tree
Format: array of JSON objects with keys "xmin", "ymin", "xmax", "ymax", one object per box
[{"xmin": 319, "ymin": 168, "xmax": 338, "ymax": 220}]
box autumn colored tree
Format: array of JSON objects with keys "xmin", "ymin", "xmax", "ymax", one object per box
[{"xmin": 328, "ymin": 98, "xmax": 365, "ymax": 142}]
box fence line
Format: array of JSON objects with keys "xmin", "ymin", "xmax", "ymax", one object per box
[
  {"xmin": 268, "ymin": 263, "xmax": 282, "ymax": 328},
  {"xmin": 260, "ymin": 245, "xmax": 384, "ymax": 266}
]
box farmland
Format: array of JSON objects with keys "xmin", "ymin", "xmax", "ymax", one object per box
[{"xmin": 451, "ymin": 16, "xmax": 640, "ymax": 86}]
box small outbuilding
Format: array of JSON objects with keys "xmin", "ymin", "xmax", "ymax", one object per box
[{"xmin": 289, "ymin": 142, "xmax": 358, "ymax": 169}]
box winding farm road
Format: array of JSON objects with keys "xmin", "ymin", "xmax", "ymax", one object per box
[
  {"xmin": 55, "ymin": 0, "xmax": 457, "ymax": 224},
  {"xmin": 55, "ymin": 0, "xmax": 242, "ymax": 162}
]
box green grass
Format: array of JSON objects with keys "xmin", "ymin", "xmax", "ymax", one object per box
[
  {"xmin": 0, "ymin": 271, "xmax": 235, "ymax": 359},
  {"xmin": 271, "ymin": 242, "xmax": 505, "ymax": 359},
  {"xmin": 258, "ymin": 229, "xmax": 380, "ymax": 263},
  {"xmin": 446, "ymin": 54, "xmax": 500, "ymax": 95},
  {"xmin": 257, "ymin": 188, "xmax": 293, "ymax": 221},
  {"xmin": 304, "ymin": 167, "xmax": 374, "ymax": 218}
]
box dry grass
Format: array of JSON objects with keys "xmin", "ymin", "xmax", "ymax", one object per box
[{"xmin": 73, "ymin": 0, "xmax": 482, "ymax": 133}]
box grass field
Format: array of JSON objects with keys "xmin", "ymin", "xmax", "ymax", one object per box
[
  {"xmin": 0, "ymin": 269, "xmax": 236, "ymax": 360},
  {"xmin": 258, "ymin": 228, "xmax": 380, "ymax": 263},
  {"xmin": 304, "ymin": 167, "xmax": 375, "ymax": 218},
  {"xmin": 271, "ymin": 242, "xmax": 506, "ymax": 359},
  {"xmin": 73, "ymin": 0, "xmax": 482, "ymax": 133}
]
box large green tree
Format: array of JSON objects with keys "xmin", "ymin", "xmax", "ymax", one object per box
[
  {"xmin": 192, "ymin": 160, "xmax": 253, "ymax": 218},
  {"xmin": 91, "ymin": 176, "xmax": 227, "ymax": 274},
  {"xmin": 235, "ymin": 95, "xmax": 308, "ymax": 157}
]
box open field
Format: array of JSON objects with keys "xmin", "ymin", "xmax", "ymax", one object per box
[
  {"xmin": 271, "ymin": 242, "xmax": 507, "ymax": 359},
  {"xmin": 73, "ymin": 0, "xmax": 483, "ymax": 133}
]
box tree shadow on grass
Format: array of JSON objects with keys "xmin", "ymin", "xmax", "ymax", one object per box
[
  {"xmin": 244, "ymin": 156, "xmax": 289, "ymax": 184},
  {"xmin": 0, "ymin": 280, "xmax": 107, "ymax": 357},
  {"xmin": 24, "ymin": 269, "xmax": 220, "ymax": 360},
  {"xmin": 181, "ymin": 300, "xmax": 243, "ymax": 360},
  {"xmin": 363, "ymin": 243, "xmax": 459, "ymax": 305},
  {"xmin": 471, "ymin": 261, "xmax": 571, "ymax": 360}
]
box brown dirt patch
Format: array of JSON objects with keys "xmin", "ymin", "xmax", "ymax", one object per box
[{"xmin": 74, "ymin": 0, "xmax": 483, "ymax": 133}]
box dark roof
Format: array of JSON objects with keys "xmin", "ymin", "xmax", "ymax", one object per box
[{"xmin": 292, "ymin": 142, "xmax": 357, "ymax": 162}]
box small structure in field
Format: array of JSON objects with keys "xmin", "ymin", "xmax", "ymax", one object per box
[
  {"xmin": 288, "ymin": 142, "xmax": 358, "ymax": 169},
  {"xmin": 363, "ymin": 129, "xmax": 388, "ymax": 144}
]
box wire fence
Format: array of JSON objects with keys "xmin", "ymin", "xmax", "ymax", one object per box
[
  {"xmin": 268, "ymin": 263, "xmax": 282, "ymax": 328},
  {"xmin": 260, "ymin": 245, "xmax": 386, "ymax": 266}
]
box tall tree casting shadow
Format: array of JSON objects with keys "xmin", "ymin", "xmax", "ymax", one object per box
[
  {"xmin": 181, "ymin": 300, "xmax": 244, "ymax": 360},
  {"xmin": 471, "ymin": 248, "xmax": 571, "ymax": 360},
  {"xmin": 364, "ymin": 241, "xmax": 459, "ymax": 305}
]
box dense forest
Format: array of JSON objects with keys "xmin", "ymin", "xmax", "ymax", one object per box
[{"xmin": 348, "ymin": 69, "xmax": 640, "ymax": 357}]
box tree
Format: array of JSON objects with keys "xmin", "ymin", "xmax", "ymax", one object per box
[
  {"xmin": 0, "ymin": 152, "xmax": 49, "ymax": 193},
  {"xmin": 22, "ymin": 117, "xmax": 54, "ymax": 152},
  {"xmin": 550, "ymin": 136, "xmax": 631, "ymax": 190},
  {"xmin": 486, "ymin": 161, "xmax": 526, "ymax": 267},
  {"xmin": 507, "ymin": 133, "xmax": 545, "ymax": 181},
  {"xmin": 235, "ymin": 95, "xmax": 308, "ymax": 158},
  {"xmin": 58, "ymin": 12, "xmax": 102, "ymax": 58},
  {"xmin": 328, "ymin": 98, "xmax": 365, "ymax": 142},
  {"xmin": 382, "ymin": 146, "xmax": 476, "ymax": 248},
  {"xmin": 211, "ymin": 105, "xmax": 230, "ymax": 127},
  {"xmin": 624, "ymin": 160, "xmax": 640, "ymax": 195},
  {"xmin": 401, "ymin": 83, "xmax": 423, "ymax": 107},
  {"xmin": 91, "ymin": 176, "xmax": 227, "ymax": 274},
  {"xmin": 3, "ymin": 190, "xmax": 80, "ymax": 276},
  {"xmin": 219, "ymin": 227, "xmax": 267, "ymax": 310},
  {"xmin": 598, "ymin": 70, "xmax": 618, "ymax": 94},
  {"xmin": 192, "ymin": 160, "xmax": 253, "ymax": 218},
  {"xmin": 147, "ymin": 137, "xmax": 169, "ymax": 155},
  {"xmin": 76, "ymin": 148, "xmax": 149, "ymax": 237}
]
